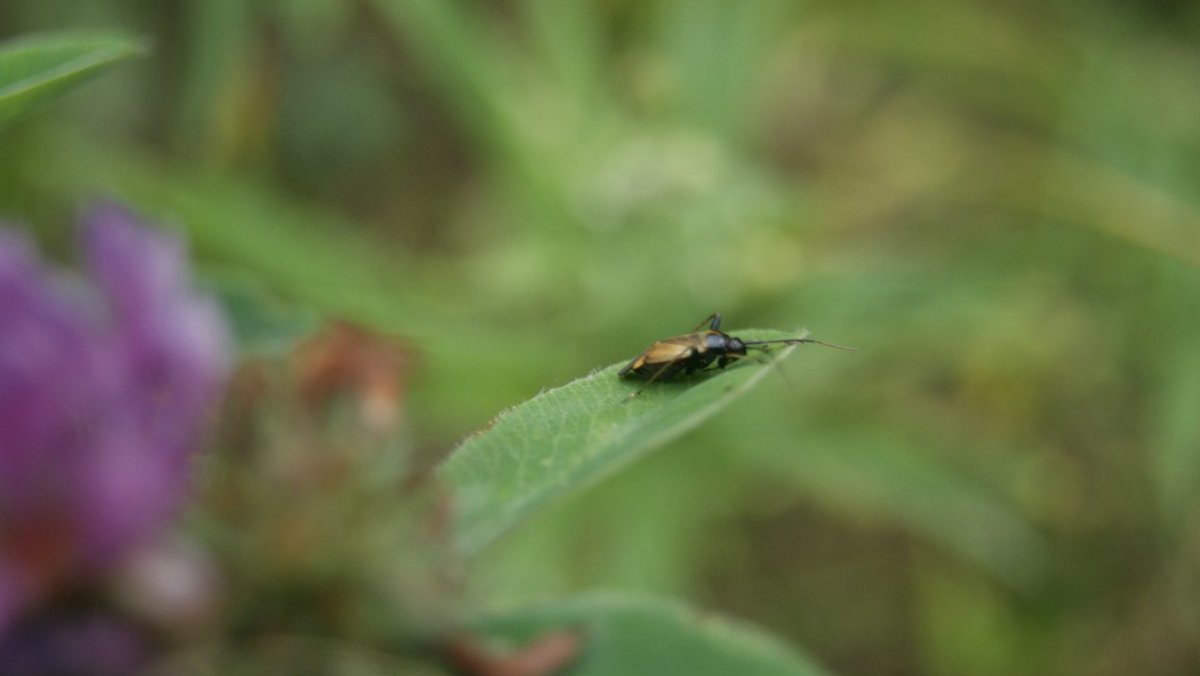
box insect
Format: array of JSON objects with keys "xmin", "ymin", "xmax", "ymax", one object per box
[{"xmin": 619, "ymin": 312, "xmax": 851, "ymax": 398}]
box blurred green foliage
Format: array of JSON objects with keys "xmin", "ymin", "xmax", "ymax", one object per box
[
  {"xmin": 3, "ymin": 0, "xmax": 1200, "ymax": 674},
  {"xmin": 0, "ymin": 31, "xmax": 144, "ymax": 128}
]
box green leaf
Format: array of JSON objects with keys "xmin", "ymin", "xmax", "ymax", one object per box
[
  {"xmin": 469, "ymin": 592, "xmax": 830, "ymax": 676},
  {"xmin": 440, "ymin": 331, "xmax": 820, "ymax": 556},
  {"xmin": 0, "ymin": 32, "xmax": 144, "ymax": 130}
]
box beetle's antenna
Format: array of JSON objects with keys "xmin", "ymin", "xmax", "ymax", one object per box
[{"xmin": 743, "ymin": 337, "xmax": 856, "ymax": 351}]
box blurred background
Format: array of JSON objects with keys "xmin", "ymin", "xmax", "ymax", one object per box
[{"xmin": 3, "ymin": 1, "xmax": 1200, "ymax": 674}]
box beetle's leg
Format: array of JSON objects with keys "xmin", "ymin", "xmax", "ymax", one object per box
[
  {"xmin": 715, "ymin": 352, "xmax": 766, "ymax": 373},
  {"xmin": 690, "ymin": 312, "xmax": 721, "ymax": 332},
  {"xmin": 684, "ymin": 354, "xmax": 707, "ymax": 375},
  {"xmin": 627, "ymin": 349, "xmax": 692, "ymax": 400}
]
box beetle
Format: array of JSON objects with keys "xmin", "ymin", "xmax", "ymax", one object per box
[{"xmin": 619, "ymin": 312, "xmax": 851, "ymax": 398}]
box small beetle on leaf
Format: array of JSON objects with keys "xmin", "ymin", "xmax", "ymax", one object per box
[{"xmin": 619, "ymin": 312, "xmax": 852, "ymax": 399}]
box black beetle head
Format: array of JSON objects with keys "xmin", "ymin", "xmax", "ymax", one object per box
[{"xmin": 727, "ymin": 336, "xmax": 748, "ymax": 356}]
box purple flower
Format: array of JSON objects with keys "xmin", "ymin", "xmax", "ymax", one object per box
[{"xmin": 0, "ymin": 203, "xmax": 229, "ymax": 637}]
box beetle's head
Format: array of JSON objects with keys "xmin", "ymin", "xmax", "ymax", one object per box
[{"xmin": 727, "ymin": 336, "xmax": 747, "ymax": 356}]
